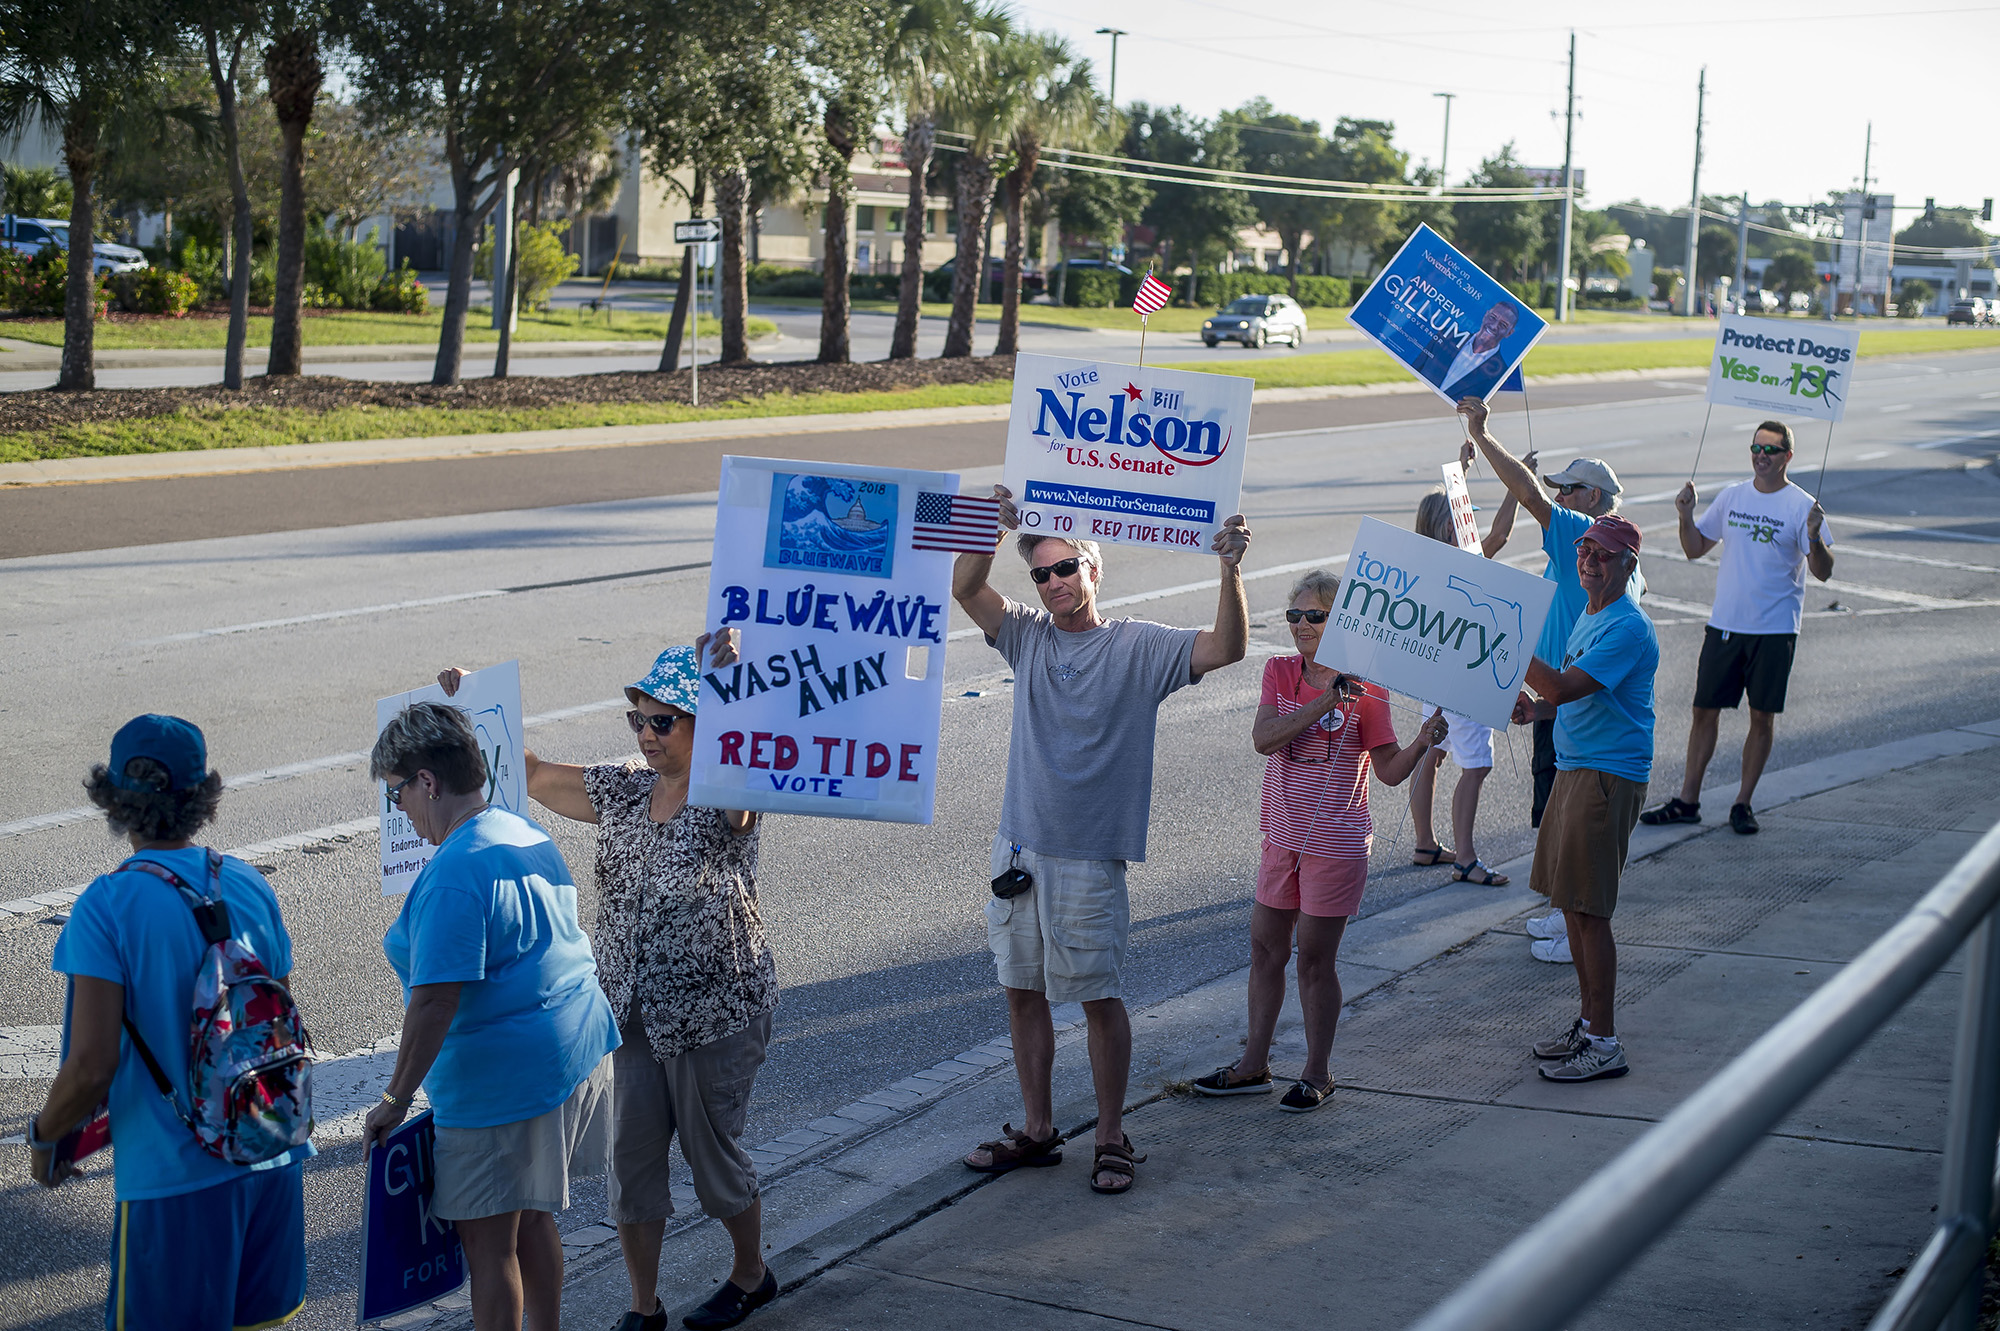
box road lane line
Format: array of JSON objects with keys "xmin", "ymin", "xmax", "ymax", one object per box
[
  {"xmin": 135, "ymin": 590, "xmax": 507, "ymax": 645},
  {"xmin": 1856, "ymin": 450, "xmax": 1893, "ymax": 461},
  {"xmin": 1838, "ymin": 515, "xmax": 2000, "ymax": 545},
  {"xmin": 1835, "ymin": 546, "xmax": 2000, "ymax": 574}
]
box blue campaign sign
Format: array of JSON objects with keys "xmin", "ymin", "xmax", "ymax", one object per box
[
  {"xmin": 358, "ymin": 1112, "xmax": 466, "ymax": 1325},
  {"xmin": 1348, "ymin": 224, "xmax": 1548, "ymax": 406}
]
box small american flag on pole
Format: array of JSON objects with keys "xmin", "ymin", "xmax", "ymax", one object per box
[
  {"xmin": 1131, "ymin": 272, "xmax": 1173, "ymax": 315},
  {"xmin": 912, "ymin": 491, "xmax": 1003, "ymax": 553}
]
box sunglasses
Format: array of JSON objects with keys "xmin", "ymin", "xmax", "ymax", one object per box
[
  {"xmin": 1750, "ymin": 443, "xmax": 1790, "ymax": 456},
  {"xmin": 1285, "ymin": 608, "xmax": 1330, "ymax": 624},
  {"xmin": 384, "ymin": 774, "xmax": 418, "ymax": 806},
  {"xmin": 627, "ymin": 710, "xmax": 681, "ymax": 735},
  {"xmin": 1029, "ymin": 557, "xmax": 1083, "ymax": 584},
  {"xmin": 1553, "ymin": 482, "xmax": 1591, "ymax": 496}
]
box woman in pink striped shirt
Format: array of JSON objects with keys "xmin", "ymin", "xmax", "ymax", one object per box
[{"xmin": 1194, "ymin": 570, "xmax": 1446, "ymax": 1113}]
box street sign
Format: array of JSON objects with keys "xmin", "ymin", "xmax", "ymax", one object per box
[{"xmin": 675, "ymin": 218, "xmax": 721, "ymax": 244}]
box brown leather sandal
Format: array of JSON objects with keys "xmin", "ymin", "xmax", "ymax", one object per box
[
  {"xmin": 1089, "ymin": 1135, "xmax": 1147, "ymax": 1195},
  {"xmin": 963, "ymin": 1123, "xmax": 1063, "ymax": 1174}
]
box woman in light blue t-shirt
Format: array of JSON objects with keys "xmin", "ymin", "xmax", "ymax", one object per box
[{"xmin": 364, "ymin": 701, "xmax": 618, "ymax": 1331}]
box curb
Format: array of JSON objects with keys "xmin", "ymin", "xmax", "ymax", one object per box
[{"xmin": 0, "ymin": 368, "xmax": 1706, "ymax": 490}]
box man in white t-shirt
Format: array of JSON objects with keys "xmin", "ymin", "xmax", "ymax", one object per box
[{"xmin": 1642, "ymin": 420, "xmax": 1833, "ymax": 835}]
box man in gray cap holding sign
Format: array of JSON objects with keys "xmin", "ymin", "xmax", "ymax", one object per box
[{"xmin": 1460, "ymin": 398, "xmax": 1644, "ymax": 963}]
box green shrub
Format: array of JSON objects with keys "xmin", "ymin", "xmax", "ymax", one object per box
[
  {"xmin": 305, "ymin": 229, "xmax": 388, "ymax": 309},
  {"xmin": 1182, "ymin": 271, "xmax": 1351, "ymax": 309},
  {"xmin": 177, "ymin": 239, "xmax": 227, "ymax": 304},
  {"xmin": 371, "ymin": 260, "xmax": 429, "ymax": 313},
  {"xmin": 109, "ymin": 266, "xmax": 200, "ymax": 315},
  {"xmin": 1064, "ymin": 267, "xmax": 1121, "ymax": 308},
  {"xmin": 513, "ymin": 221, "xmax": 579, "ymax": 310},
  {"xmin": 249, "ymin": 249, "xmax": 276, "ymax": 307},
  {"xmin": 0, "ymin": 246, "xmax": 91, "ymax": 315},
  {"xmin": 748, "ymin": 268, "xmax": 825, "ymax": 298}
]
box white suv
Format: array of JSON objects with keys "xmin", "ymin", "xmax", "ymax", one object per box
[
  {"xmin": 1203, "ymin": 293, "xmax": 1308, "ymax": 348},
  {"xmin": 2, "ymin": 215, "xmax": 149, "ymax": 275}
]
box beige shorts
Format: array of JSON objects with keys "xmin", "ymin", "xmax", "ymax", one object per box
[
  {"xmin": 608, "ymin": 1011, "xmax": 770, "ymax": 1225},
  {"xmin": 431, "ymin": 1056, "xmax": 611, "ymax": 1221},
  {"xmin": 985, "ymin": 835, "xmax": 1130, "ymax": 1003},
  {"xmin": 1529, "ymin": 768, "xmax": 1647, "ymax": 919}
]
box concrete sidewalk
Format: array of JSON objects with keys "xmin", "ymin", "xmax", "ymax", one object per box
[{"xmin": 509, "ymin": 725, "xmax": 2000, "ymax": 1331}]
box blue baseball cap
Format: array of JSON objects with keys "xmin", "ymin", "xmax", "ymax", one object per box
[
  {"xmin": 108, "ymin": 714, "xmax": 209, "ymax": 791},
  {"xmin": 626, "ymin": 646, "xmax": 703, "ymax": 715}
]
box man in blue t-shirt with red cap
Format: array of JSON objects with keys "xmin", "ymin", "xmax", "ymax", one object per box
[{"xmin": 1509, "ymin": 514, "xmax": 1659, "ymax": 1084}]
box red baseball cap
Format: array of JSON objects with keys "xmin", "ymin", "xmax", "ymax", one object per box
[{"xmin": 1576, "ymin": 514, "xmax": 1642, "ymax": 556}]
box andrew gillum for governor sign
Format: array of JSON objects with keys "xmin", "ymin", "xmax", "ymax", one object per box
[
  {"xmin": 1003, "ymin": 353, "xmax": 1254, "ymax": 553},
  {"xmin": 1705, "ymin": 314, "xmax": 1859, "ymax": 423},
  {"xmin": 1315, "ymin": 517, "xmax": 1556, "ymax": 731}
]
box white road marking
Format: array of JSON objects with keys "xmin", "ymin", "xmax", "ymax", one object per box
[
  {"xmin": 133, "ymin": 590, "xmax": 508, "ymax": 646},
  {"xmin": 1856, "ymin": 450, "xmax": 1893, "ymax": 461},
  {"xmin": 1980, "ymin": 391, "xmax": 2000, "ymax": 399},
  {"xmin": 1879, "ymin": 403, "xmax": 1912, "ymax": 413},
  {"xmin": 1915, "ymin": 428, "xmax": 2000, "ymax": 450},
  {"xmin": 1839, "ymin": 515, "xmax": 2000, "ymax": 545},
  {"xmin": 1836, "ymin": 546, "xmax": 2000, "ymax": 575}
]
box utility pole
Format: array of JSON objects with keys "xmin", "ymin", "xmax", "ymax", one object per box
[
  {"xmin": 1095, "ymin": 28, "xmax": 1126, "ymax": 109},
  {"xmin": 1734, "ymin": 193, "xmax": 1750, "ymax": 313},
  {"xmin": 1851, "ymin": 121, "xmax": 1873, "ymax": 319},
  {"xmin": 1555, "ymin": 34, "xmax": 1576, "ymax": 322},
  {"xmin": 1682, "ymin": 68, "xmax": 1705, "ymax": 318},
  {"xmin": 1433, "ymin": 92, "xmax": 1456, "ymax": 184}
]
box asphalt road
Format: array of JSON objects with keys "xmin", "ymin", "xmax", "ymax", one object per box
[{"xmin": 2, "ymin": 349, "xmax": 1998, "ymax": 1328}]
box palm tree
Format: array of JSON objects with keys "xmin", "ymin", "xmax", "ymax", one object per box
[
  {"xmin": 199, "ymin": 5, "xmax": 261, "ymax": 391},
  {"xmin": 263, "ymin": 10, "xmax": 324, "ymax": 377},
  {"xmin": 993, "ymin": 33, "xmax": 1095, "ymax": 355},
  {"xmin": 881, "ymin": 0, "xmax": 994, "ymax": 360},
  {"xmin": 0, "ymin": 0, "xmax": 183, "ymax": 390},
  {"xmin": 936, "ymin": 20, "xmax": 1030, "ymax": 359}
]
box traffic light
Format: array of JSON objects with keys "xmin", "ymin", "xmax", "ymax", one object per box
[
  {"xmin": 1985, "ymin": 199, "xmax": 1995, "ymax": 223},
  {"xmin": 1924, "ymin": 198, "xmax": 1937, "ymax": 222},
  {"xmin": 1862, "ymin": 195, "xmax": 1876, "ymax": 220}
]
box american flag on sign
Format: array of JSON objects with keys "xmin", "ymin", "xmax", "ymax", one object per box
[
  {"xmin": 1132, "ymin": 273, "xmax": 1173, "ymax": 315},
  {"xmin": 912, "ymin": 491, "xmax": 1003, "ymax": 553}
]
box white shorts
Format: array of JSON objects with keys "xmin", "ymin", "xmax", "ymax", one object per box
[{"xmin": 1439, "ymin": 710, "xmax": 1495, "ymax": 770}]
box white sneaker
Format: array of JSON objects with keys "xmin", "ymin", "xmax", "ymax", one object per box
[
  {"xmin": 1530, "ymin": 935, "xmax": 1573, "ymax": 964},
  {"xmin": 1539, "ymin": 1038, "xmax": 1629, "ymax": 1082},
  {"xmin": 1525, "ymin": 910, "xmax": 1566, "ymax": 940}
]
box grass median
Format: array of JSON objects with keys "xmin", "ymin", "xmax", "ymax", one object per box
[
  {"xmin": 6, "ymin": 325, "xmax": 1997, "ymax": 465},
  {"xmin": 0, "ymin": 307, "xmax": 769, "ymax": 351}
]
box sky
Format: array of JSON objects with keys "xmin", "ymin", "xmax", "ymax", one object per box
[{"xmin": 1016, "ymin": 0, "xmax": 2000, "ymax": 229}]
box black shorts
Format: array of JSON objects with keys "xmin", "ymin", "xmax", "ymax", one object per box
[{"xmin": 1693, "ymin": 626, "xmax": 1797, "ymax": 713}]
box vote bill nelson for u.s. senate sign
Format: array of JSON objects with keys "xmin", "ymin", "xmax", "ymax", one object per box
[{"xmin": 1003, "ymin": 353, "xmax": 1254, "ymax": 554}]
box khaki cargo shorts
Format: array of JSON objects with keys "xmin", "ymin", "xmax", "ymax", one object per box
[
  {"xmin": 1529, "ymin": 767, "xmax": 1647, "ymax": 919},
  {"xmin": 985, "ymin": 835, "xmax": 1130, "ymax": 1003}
]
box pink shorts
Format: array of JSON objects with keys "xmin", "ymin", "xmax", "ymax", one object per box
[{"xmin": 1255, "ymin": 840, "xmax": 1368, "ymax": 918}]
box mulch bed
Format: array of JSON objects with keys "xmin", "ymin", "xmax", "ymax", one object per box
[{"xmin": 0, "ymin": 354, "xmax": 1019, "ymax": 434}]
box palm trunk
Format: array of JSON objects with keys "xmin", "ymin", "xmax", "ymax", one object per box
[
  {"xmin": 996, "ymin": 141, "xmax": 1036, "ymax": 356},
  {"xmin": 204, "ymin": 26, "xmax": 251, "ymax": 390},
  {"xmin": 942, "ymin": 153, "xmax": 995, "ymax": 359},
  {"xmin": 56, "ymin": 105, "xmax": 98, "ymax": 392},
  {"xmin": 818, "ymin": 105, "xmax": 856, "ymax": 364},
  {"xmin": 890, "ymin": 115, "xmax": 934, "ymax": 360},
  {"xmin": 660, "ymin": 173, "xmax": 705, "ymax": 372},
  {"xmin": 264, "ymin": 29, "xmax": 323, "ymax": 378},
  {"xmin": 433, "ymin": 146, "xmax": 497, "ymax": 386},
  {"xmin": 717, "ymin": 167, "xmax": 749, "ymax": 363}
]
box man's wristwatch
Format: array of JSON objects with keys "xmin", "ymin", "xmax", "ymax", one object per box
[{"xmin": 26, "ymin": 1114, "xmax": 59, "ymax": 1151}]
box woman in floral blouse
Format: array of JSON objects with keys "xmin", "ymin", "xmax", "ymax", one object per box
[{"xmin": 440, "ymin": 633, "xmax": 777, "ymax": 1331}]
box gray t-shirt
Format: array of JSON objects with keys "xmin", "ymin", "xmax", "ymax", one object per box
[{"xmin": 992, "ymin": 599, "xmax": 1201, "ymax": 862}]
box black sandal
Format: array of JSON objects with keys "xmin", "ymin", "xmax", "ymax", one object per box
[
  {"xmin": 1412, "ymin": 846, "xmax": 1454, "ymax": 866},
  {"xmin": 964, "ymin": 1122, "xmax": 1063, "ymax": 1174},
  {"xmin": 1089, "ymin": 1135, "xmax": 1146, "ymax": 1194}
]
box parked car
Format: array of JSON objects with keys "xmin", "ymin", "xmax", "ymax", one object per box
[
  {"xmin": 930, "ymin": 255, "xmax": 1043, "ymax": 296},
  {"xmin": 1, "ymin": 215, "xmax": 148, "ymax": 275},
  {"xmin": 1203, "ymin": 293, "xmax": 1308, "ymax": 348},
  {"xmin": 1946, "ymin": 298, "xmax": 1988, "ymax": 326}
]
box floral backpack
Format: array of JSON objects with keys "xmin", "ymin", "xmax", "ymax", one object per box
[{"xmin": 120, "ymin": 851, "xmax": 315, "ymax": 1165}]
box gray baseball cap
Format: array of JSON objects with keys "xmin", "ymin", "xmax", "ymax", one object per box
[{"xmin": 1541, "ymin": 458, "xmax": 1622, "ymax": 496}]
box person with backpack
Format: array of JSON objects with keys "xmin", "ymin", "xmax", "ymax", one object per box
[
  {"xmin": 29, "ymin": 714, "xmax": 315, "ymax": 1331},
  {"xmin": 364, "ymin": 700, "xmax": 620, "ymax": 1331}
]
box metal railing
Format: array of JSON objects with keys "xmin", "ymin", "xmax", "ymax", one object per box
[{"xmin": 1410, "ymin": 820, "xmax": 2000, "ymax": 1331}]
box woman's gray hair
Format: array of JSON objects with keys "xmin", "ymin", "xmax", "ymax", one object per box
[
  {"xmin": 1288, "ymin": 569, "xmax": 1341, "ymax": 607},
  {"xmin": 370, "ymin": 701, "xmax": 487, "ymax": 796},
  {"xmin": 1015, "ymin": 533, "xmax": 1103, "ymax": 578},
  {"xmin": 1414, "ymin": 489, "xmax": 1457, "ymax": 545}
]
